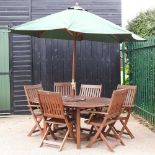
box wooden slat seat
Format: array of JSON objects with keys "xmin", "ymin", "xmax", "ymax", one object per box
[
  {"xmin": 24, "ymin": 84, "xmax": 43, "ymax": 136},
  {"xmin": 45, "ymin": 117, "xmax": 75, "ymax": 125},
  {"xmin": 38, "ymin": 90, "xmax": 76, "ymax": 151}
]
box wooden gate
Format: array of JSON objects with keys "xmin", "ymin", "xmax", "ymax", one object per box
[{"xmin": 0, "ymin": 27, "xmax": 10, "ymax": 114}]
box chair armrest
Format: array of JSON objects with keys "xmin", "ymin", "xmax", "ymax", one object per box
[
  {"xmin": 86, "ymin": 111, "xmax": 108, "ymax": 124},
  {"xmin": 87, "ymin": 111, "xmax": 119, "ymax": 123},
  {"xmin": 27, "ymin": 105, "xmax": 40, "ymax": 108},
  {"xmin": 89, "ymin": 111, "xmax": 108, "ymax": 115},
  {"xmin": 123, "ymin": 105, "xmax": 134, "ymax": 108}
]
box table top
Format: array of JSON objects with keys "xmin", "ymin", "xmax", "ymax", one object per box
[
  {"xmin": 63, "ymin": 97, "xmax": 110, "ymax": 109},
  {"xmin": 31, "ymin": 96, "xmax": 110, "ymax": 109}
]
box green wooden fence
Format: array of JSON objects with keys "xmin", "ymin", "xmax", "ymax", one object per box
[{"xmin": 126, "ymin": 37, "xmax": 155, "ymax": 125}]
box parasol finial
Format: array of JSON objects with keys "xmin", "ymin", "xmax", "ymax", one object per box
[
  {"xmin": 68, "ymin": 2, "xmax": 87, "ymax": 11},
  {"xmin": 75, "ymin": 2, "xmax": 79, "ymax": 6}
]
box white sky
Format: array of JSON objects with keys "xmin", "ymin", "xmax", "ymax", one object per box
[{"xmin": 122, "ymin": 0, "xmax": 155, "ymax": 27}]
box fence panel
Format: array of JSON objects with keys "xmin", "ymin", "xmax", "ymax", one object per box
[{"xmin": 127, "ymin": 37, "xmax": 155, "ymax": 125}]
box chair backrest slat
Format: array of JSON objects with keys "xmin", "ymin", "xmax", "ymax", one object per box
[
  {"xmin": 79, "ymin": 84, "xmax": 102, "ymax": 97},
  {"xmin": 24, "ymin": 84, "xmax": 43, "ymax": 104},
  {"xmin": 54, "ymin": 82, "xmax": 74, "ymax": 96},
  {"xmin": 38, "ymin": 91, "xmax": 65, "ymax": 118},
  {"xmin": 107, "ymin": 89, "xmax": 127, "ymax": 116},
  {"xmin": 117, "ymin": 85, "xmax": 137, "ymax": 107}
]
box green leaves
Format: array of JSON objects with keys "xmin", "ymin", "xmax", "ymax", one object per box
[{"xmin": 127, "ymin": 9, "xmax": 155, "ymax": 38}]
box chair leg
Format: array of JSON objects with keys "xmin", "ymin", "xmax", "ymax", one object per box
[
  {"xmin": 104, "ymin": 125, "xmax": 112, "ymax": 136},
  {"xmin": 49, "ymin": 124, "xmax": 57, "ymax": 140},
  {"xmin": 86, "ymin": 126, "xmax": 102, "ymax": 148},
  {"xmin": 89, "ymin": 126, "xmax": 95, "ymax": 134},
  {"xmin": 69, "ymin": 125, "xmax": 76, "ymax": 143},
  {"xmin": 101, "ymin": 124, "xmax": 124, "ymax": 151},
  {"xmin": 27, "ymin": 123, "xmax": 38, "ymax": 136},
  {"xmin": 99, "ymin": 131, "xmax": 114, "ymax": 152},
  {"xmin": 105, "ymin": 124, "xmax": 119, "ymax": 138},
  {"xmin": 27, "ymin": 116, "xmax": 43, "ymax": 136},
  {"xmin": 86, "ymin": 126, "xmax": 95, "ymax": 140},
  {"xmin": 40, "ymin": 126, "xmax": 50, "ymax": 147},
  {"xmin": 34, "ymin": 116, "xmax": 43, "ymax": 135},
  {"xmin": 87, "ymin": 125, "xmax": 114, "ymax": 152},
  {"xmin": 120, "ymin": 119, "xmax": 134, "ymax": 139},
  {"xmin": 111, "ymin": 126, "xmax": 125, "ymax": 146},
  {"xmin": 59, "ymin": 130, "xmax": 70, "ymax": 151}
]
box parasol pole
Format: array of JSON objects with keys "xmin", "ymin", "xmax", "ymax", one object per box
[
  {"xmin": 71, "ymin": 32, "xmax": 77, "ymax": 96},
  {"xmin": 64, "ymin": 29, "xmax": 77, "ymax": 96}
]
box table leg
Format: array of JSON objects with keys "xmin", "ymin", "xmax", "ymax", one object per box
[{"xmin": 76, "ymin": 108, "xmax": 81, "ymax": 149}]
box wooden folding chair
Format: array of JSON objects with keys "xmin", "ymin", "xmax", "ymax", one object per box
[
  {"xmin": 116, "ymin": 84, "xmax": 137, "ymax": 139},
  {"xmin": 54, "ymin": 82, "xmax": 76, "ymax": 120},
  {"xmin": 79, "ymin": 84, "xmax": 102, "ymax": 98},
  {"xmin": 54, "ymin": 82, "xmax": 75, "ymax": 96},
  {"xmin": 24, "ymin": 84, "xmax": 43, "ymax": 136},
  {"xmin": 85, "ymin": 89, "xmax": 127, "ymax": 152},
  {"xmin": 79, "ymin": 84, "xmax": 102, "ymax": 119},
  {"xmin": 38, "ymin": 90, "xmax": 76, "ymax": 151}
]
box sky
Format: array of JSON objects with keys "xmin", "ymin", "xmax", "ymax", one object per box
[{"xmin": 122, "ymin": 0, "xmax": 155, "ymax": 27}]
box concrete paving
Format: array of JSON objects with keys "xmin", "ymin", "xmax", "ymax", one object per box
[{"xmin": 0, "ymin": 115, "xmax": 155, "ymax": 155}]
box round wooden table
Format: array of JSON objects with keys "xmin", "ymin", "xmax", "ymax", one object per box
[{"xmin": 63, "ymin": 97, "xmax": 110, "ymax": 149}]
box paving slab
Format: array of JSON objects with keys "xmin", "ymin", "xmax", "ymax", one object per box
[{"xmin": 0, "ymin": 115, "xmax": 155, "ymax": 155}]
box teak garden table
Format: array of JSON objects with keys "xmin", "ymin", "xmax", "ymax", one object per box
[{"xmin": 63, "ymin": 96, "xmax": 110, "ymax": 149}]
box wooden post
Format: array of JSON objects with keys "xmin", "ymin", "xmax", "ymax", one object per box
[{"xmin": 122, "ymin": 43, "xmax": 126, "ymax": 84}]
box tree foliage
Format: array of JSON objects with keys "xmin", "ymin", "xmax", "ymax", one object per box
[{"xmin": 127, "ymin": 9, "xmax": 155, "ymax": 38}]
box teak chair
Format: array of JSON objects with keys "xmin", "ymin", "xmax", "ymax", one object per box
[
  {"xmin": 54, "ymin": 82, "xmax": 76, "ymax": 119},
  {"xmin": 79, "ymin": 84, "xmax": 102, "ymax": 119},
  {"xmin": 38, "ymin": 90, "xmax": 76, "ymax": 151},
  {"xmin": 85, "ymin": 89, "xmax": 127, "ymax": 152},
  {"xmin": 54, "ymin": 82, "xmax": 75, "ymax": 96},
  {"xmin": 116, "ymin": 84, "xmax": 137, "ymax": 139},
  {"xmin": 79, "ymin": 84, "xmax": 102, "ymax": 98},
  {"xmin": 24, "ymin": 84, "xmax": 43, "ymax": 136}
]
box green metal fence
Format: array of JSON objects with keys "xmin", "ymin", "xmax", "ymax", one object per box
[{"xmin": 125, "ymin": 37, "xmax": 155, "ymax": 125}]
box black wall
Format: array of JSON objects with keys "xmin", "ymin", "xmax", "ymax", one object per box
[
  {"xmin": 0, "ymin": 0, "xmax": 32, "ymax": 114},
  {"xmin": 0, "ymin": 0, "xmax": 121, "ymax": 114}
]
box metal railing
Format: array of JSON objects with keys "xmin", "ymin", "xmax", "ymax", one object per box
[{"xmin": 123, "ymin": 37, "xmax": 155, "ymax": 125}]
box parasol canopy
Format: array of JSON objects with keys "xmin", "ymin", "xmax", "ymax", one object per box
[{"xmin": 10, "ymin": 3, "xmax": 145, "ymax": 94}]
